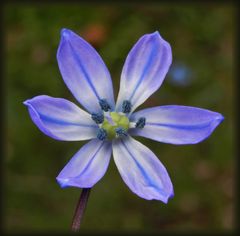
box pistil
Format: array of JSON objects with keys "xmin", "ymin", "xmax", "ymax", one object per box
[{"xmin": 97, "ymin": 112, "xmax": 130, "ymax": 140}]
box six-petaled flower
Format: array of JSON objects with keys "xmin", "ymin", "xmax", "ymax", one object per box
[{"xmin": 24, "ymin": 29, "xmax": 224, "ymax": 203}]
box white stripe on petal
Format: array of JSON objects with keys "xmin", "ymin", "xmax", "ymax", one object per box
[
  {"xmin": 130, "ymin": 105, "xmax": 224, "ymax": 144},
  {"xmin": 116, "ymin": 32, "xmax": 172, "ymax": 113},
  {"xmin": 57, "ymin": 139, "xmax": 112, "ymax": 188},
  {"xmin": 112, "ymin": 136, "xmax": 174, "ymax": 203},
  {"xmin": 24, "ymin": 95, "xmax": 98, "ymax": 141},
  {"xmin": 57, "ymin": 28, "xmax": 115, "ymax": 113}
]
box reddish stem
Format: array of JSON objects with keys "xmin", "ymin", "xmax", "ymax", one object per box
[{"xmin": 71, "ymin": 188, "xmax": 91, "ymax": 232}]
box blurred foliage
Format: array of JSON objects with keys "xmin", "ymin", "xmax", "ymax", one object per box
[{"xmin": 5, "ymin": 2, "xmax": 235, "ymax": 233}]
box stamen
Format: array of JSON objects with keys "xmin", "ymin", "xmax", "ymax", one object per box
[
  {"xmin": 135, "ymin": 117, "xmax": 146, "ymax": 128},
  {"xmin": 91, "ymin": 113, "xmax": 104, "ymax": 124},
  {"xmin": 115, "ymin": 127, "xmax": 128, "ymax": 138},
  {"xmin": 99, "ymin": 99, "xmax": 111, "ymax": 112},
  {"xmin": 97, "ymin": 128, "xmax": 107, "ymax": 140},
  {"xmin": 122, "ymin": 100, "xmax": 132, "ymax": 113},
  {"xmin": 129, "ymin": 122, "xmax": 136, "ymax": 128}
]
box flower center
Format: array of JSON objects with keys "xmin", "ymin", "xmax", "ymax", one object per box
[
  {"xmin": 100, "ymin": 112, "xmax": 129, "ymax": 140},
  {"xmin": 92, "ymin": 99, "xmax": 145, "ymax": 141}
]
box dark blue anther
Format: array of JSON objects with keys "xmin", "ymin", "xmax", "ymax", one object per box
[
  {"xmin": 122, "ymin": 100, "xmax": 132, "ymax": 113},
  {"xmin": 91, "ymin": 113, "xmax": 104, "ymax": 124},
  {"xmin": 99, "ymin": 99, "xmax": 111, "ymax": 112},
  {"xmin": 97, "ymin": 128, "xmax": 107, "ymax": 140},
  {"xmin": 135, "ymin": 117, "xmax": 146, "ymax": 128},
  {"xmin": 115, "ymin": 127, "xmax": 128, "ymax": 137}
]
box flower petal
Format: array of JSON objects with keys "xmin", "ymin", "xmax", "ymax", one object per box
[
  {"xmin": 116, "ymin": 31, "xmax": 172, "ymax": 113},
  {"xmin": 130, "ymin": 105, "xmax": 224, "ymax": 145},
  {"xmin": 56, "ymin": 139, "xmax": 112, "ymax": 188},
  {"xmin": 57, "ymin": 28, "xmax": 115, "ymax": 113},
  {"xmin": 112, "ymin": 136, "xmax": 174, "ymax": 202},
  {"xmin": 23, "ymin": 95, "xmax": 98, "ymax": 141}
]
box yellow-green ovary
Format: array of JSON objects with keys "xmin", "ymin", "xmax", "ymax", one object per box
[{"xmin": 101, "ymin": 112, "xmax": 129, "ymax": 140}]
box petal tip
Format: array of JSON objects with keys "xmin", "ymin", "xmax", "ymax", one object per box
[
  {"xmin": 56, "ymin": 176, "xmax": 95, "ymax": 189},
  {"xmin": 161, "ymin": 193, "xmax": 174, "ymax": 204},
  {"xmin": 150, "ymin": 30, "xmax": 167, "ymax": 42},
  {"xmin": 166, "ymin": 191, "xmax": 174, "ymax": 203},
  {"xmin": 23, "ymin": 99, "xmax": 34, "ymax": 109},
  {"xmin": 217, "ymin": 114, "xmax": 224, "ymax": 123},
  {"xmin": 153, "ymin": 30, "xmax": 160, "ymax": 36},
  {"xmin": 23, "ymin": 96, "xmax": 44, "ymax": 107},
  {"xmin": 56, "ymin": 177, "xmax": 70, "ymax": 188},
  {"xmin": 212, "ymin": 112, "xmax": 224, "ymax": 129},
  {"xmin": 60, "ymin": 28, "xmax": 72, "ymax": 39},
  {"xmin": 23, "ymin": 100, "xmax": 29, "ymax": 106},
  {"xmin": 147, "ymin": 31, "xmax": 160, "ymax": 39},
  {"xmin": 191, "ymin": 112, "xmax": 224, "ymax": 144},
  {"xmin": 160, "ymin": 187, "xmax": 174, "ymax": 203}
]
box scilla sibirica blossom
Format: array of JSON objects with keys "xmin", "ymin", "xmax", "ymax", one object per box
[{"xmin": 24, "ymin": 29, "xmax": 223, "ymax": 204}]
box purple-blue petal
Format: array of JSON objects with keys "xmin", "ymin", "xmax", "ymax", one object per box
[
  {"xmin": 56, "ymin": 139, "xmax": 112, "ymax": 188},
  {"xmin": 57, "ymin": 28, "xmax": 115, "ymax": 113},
  {"xmin": 116, "ymin": 31, "xmax": 172, "ymax": 113},
  {"xmin": 23, "ymin": 95, "xmax": 98, "ymax": 141},
  {"xmin": 112, "ymin": 136, "xmax": 174, "ymax": 203},
  {"xmin": 130, "ymin": 105, "xmax": 224, "ymax": 145}
]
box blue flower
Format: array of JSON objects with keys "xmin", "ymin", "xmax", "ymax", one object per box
[{"xmin": 24, "ymin": 29, "xmax": 224, "ymax": 203}]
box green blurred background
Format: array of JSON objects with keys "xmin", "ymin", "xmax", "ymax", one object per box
[{"xmin": 5, "ymin": 2, "xmax": 235, "ymax": 233}]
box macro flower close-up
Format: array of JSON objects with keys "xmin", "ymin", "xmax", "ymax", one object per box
[{"xmin": 23, "ymin": 28, "xmax": 223, "ymax": 208}]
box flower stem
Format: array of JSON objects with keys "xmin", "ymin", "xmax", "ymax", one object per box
[{"xmin": 71, "ymin": 188, "xmax": 91, "ymax": 232}]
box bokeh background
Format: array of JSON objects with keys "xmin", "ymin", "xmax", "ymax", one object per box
[{"xmin": 4, "ymin": 2, "xmax": 235, "ymax": 233}]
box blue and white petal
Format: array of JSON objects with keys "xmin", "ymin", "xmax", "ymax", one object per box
[
  {"xmin": 130, "ymin": 105, "xmax": 224, "ymax": 145},
  {"xmin": 56, "ymin": 139, "xmax": 112, "ymax": 188},
  {"xmin": 116, "ymin": 31, "xmax": 172, "ymax": 113},
  {"xmin": 23, "ymin": 95, "xmax": 98, "ymax": 141},
  {"xmin": 112, "ymin": 136, "xmax": 174, "ymax": 203},
  {"xmin": 57, "ymin": 28, "xmax": 115, "ymax": 113}
]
